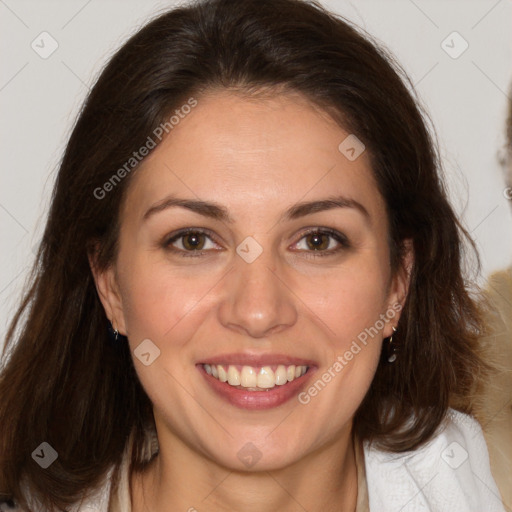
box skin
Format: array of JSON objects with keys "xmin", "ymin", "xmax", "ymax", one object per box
[{"xmin": 90, "ymin": 89, "xmax": 412, "ymax": 512}]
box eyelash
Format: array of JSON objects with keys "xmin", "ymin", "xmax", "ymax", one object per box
[{"xmin": 162, "ymin": 227, "xmax": 350, "ymax": 259}]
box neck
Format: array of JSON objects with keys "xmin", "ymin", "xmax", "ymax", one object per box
[{"xmin": 130, "ymin": 427, "xmax": 359, "ymax": 512}]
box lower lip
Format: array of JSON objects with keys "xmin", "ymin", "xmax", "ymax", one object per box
[{"xmin": 197, "ymin": 365, "xmax": 316, "ymax": 410}]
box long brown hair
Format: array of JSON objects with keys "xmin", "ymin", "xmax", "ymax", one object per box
[{"xmin": 0, "ymin": 0, "xmax": 487, "ymax": 508}]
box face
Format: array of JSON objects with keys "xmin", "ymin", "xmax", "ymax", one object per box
[{"xmin": 92, "ymin": 89, "xmax": 410, "ymax": 472}]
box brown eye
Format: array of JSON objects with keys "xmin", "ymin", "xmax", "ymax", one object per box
[
  {"xmin": 164, "ymin": 228, "xmax": 221, "ymax": 257},
  {"xmin": 181, "ymin": 232, "xmax": 206, "ymax": 250},
  {"xmin": 305, "ymin": 232, "xmax": 330, "ymax": 251},
  {"xmin": 293, "ymin": 228, "xmax": 350, "ymax": 258}
]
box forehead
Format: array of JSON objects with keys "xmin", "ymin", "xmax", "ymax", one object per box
[{"xmin": 120, "ymin": 89, "xmax": 385, "ymax": 224}]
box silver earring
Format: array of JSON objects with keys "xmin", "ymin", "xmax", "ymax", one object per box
[
  {"xmin": 387, "ymin": 326, "xmax": 398, "ymax": 363},
  {"xmin": 108, "ymin": 320, "xmax": 119, "ymax": 342}
]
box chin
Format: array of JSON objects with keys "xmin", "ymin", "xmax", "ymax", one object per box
[{"xmin": 202, "ymin": 432, "xmax": 308, "ymax": 473}]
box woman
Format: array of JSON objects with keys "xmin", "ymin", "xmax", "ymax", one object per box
[{"xmin": 0, "ymin": 0, "xmax": 506, "ymax": 510}]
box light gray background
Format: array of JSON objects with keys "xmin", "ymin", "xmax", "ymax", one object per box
[{"xmin": 1, "ymin": 0, "xmax": 511, "ymax": 348}]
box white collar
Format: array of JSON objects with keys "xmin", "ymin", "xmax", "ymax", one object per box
[{"xmin": 363, "ymin": 409, "xmax": 506, "ymax": 511}]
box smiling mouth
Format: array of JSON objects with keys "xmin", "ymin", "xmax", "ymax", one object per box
[{"xmin": 202, "ymin": 363, "xmax": 309, "ymax": 391}]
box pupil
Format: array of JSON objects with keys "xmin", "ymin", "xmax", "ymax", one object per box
[
  {"xmin": 309, "ymin": 233, "xmax": 326, "ymax": 250},
  {"xmin": 185, "ymin": 233, "xmax": 203, "ymax": 249}
]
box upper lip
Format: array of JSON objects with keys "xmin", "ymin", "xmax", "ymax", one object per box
[{"xmin": 197, "ymin": 353, "xmax": 317, "ymax": 367}]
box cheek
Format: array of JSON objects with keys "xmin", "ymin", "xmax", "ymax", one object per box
[
  {"xmin": 294, "ymin": 263, "xmax": 388, "ymax": 430},
  {"xmin": 118, "ymin": 251, "xmax": 221, "ymax": 348},
  {"xmin": 296, "ymin": 259, "xmax": 390, "ymax": 347}
]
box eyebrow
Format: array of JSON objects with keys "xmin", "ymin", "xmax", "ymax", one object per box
[{"xmin": 142, "ymin": 194, "xmax": 371, "ymax": 224}]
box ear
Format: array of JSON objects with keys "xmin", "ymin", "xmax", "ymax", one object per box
[
  {"xmin": 383, "ymin": 238, "xmax": 414, "ymax": 337},
  {"xmin": 87, "ymin": 245, "xmax": 127, "ymax": 335}
]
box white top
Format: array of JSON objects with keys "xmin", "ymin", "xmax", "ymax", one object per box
[
  {"xmin": 3, "ymin": 409, "xmax": 506, "ymax": 512},
  {"xmin": 363, "ymin": 409, "xmax": 506, "ymax": 511}
]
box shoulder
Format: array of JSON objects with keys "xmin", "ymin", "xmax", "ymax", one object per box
[
  {"xmin": 0, "ymin": 468, "xmax": 113, "ymax": 512},
  {"xmin": 0, "ymin": 427, "xmax": 142, "ymax": 512},
  {"xmin": 362, "ymin": 408, "xmax": 506, "ymax": 512}
]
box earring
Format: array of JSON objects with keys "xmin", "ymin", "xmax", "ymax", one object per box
[
  {"xmin": 107, "ymin": 320, "xmax": 120, "ymax": 342},
  {"xmin": 386, "ymin": 326, "xmax": 398, "ymax": 363}
]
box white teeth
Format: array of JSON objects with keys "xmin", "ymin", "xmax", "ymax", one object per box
[
  {"xmin": 240, "ymin": 366, "xmax": 257, "ymax": 387},
  {"xmin": 203, "ymin": 363, "xmax": 309, "ymax": 390},
  {"xmin": 227, "ymin": 365, "xmax": 241, "ymax": 386},
  {"xmin": 257, "ymin": 366, "xmax": 275, "ymax": 389},
  {"xmin": 218, "ymin": 365, "xmax": 228, "ymax": 382},
  {"xmin": 275, "ymin": 365, "xmax": 288, "ymax": 385}
]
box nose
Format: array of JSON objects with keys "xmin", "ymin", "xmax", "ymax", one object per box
[{"xmin": 217, "ymin": 245, "xmax": 298, "ymax": 339}]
